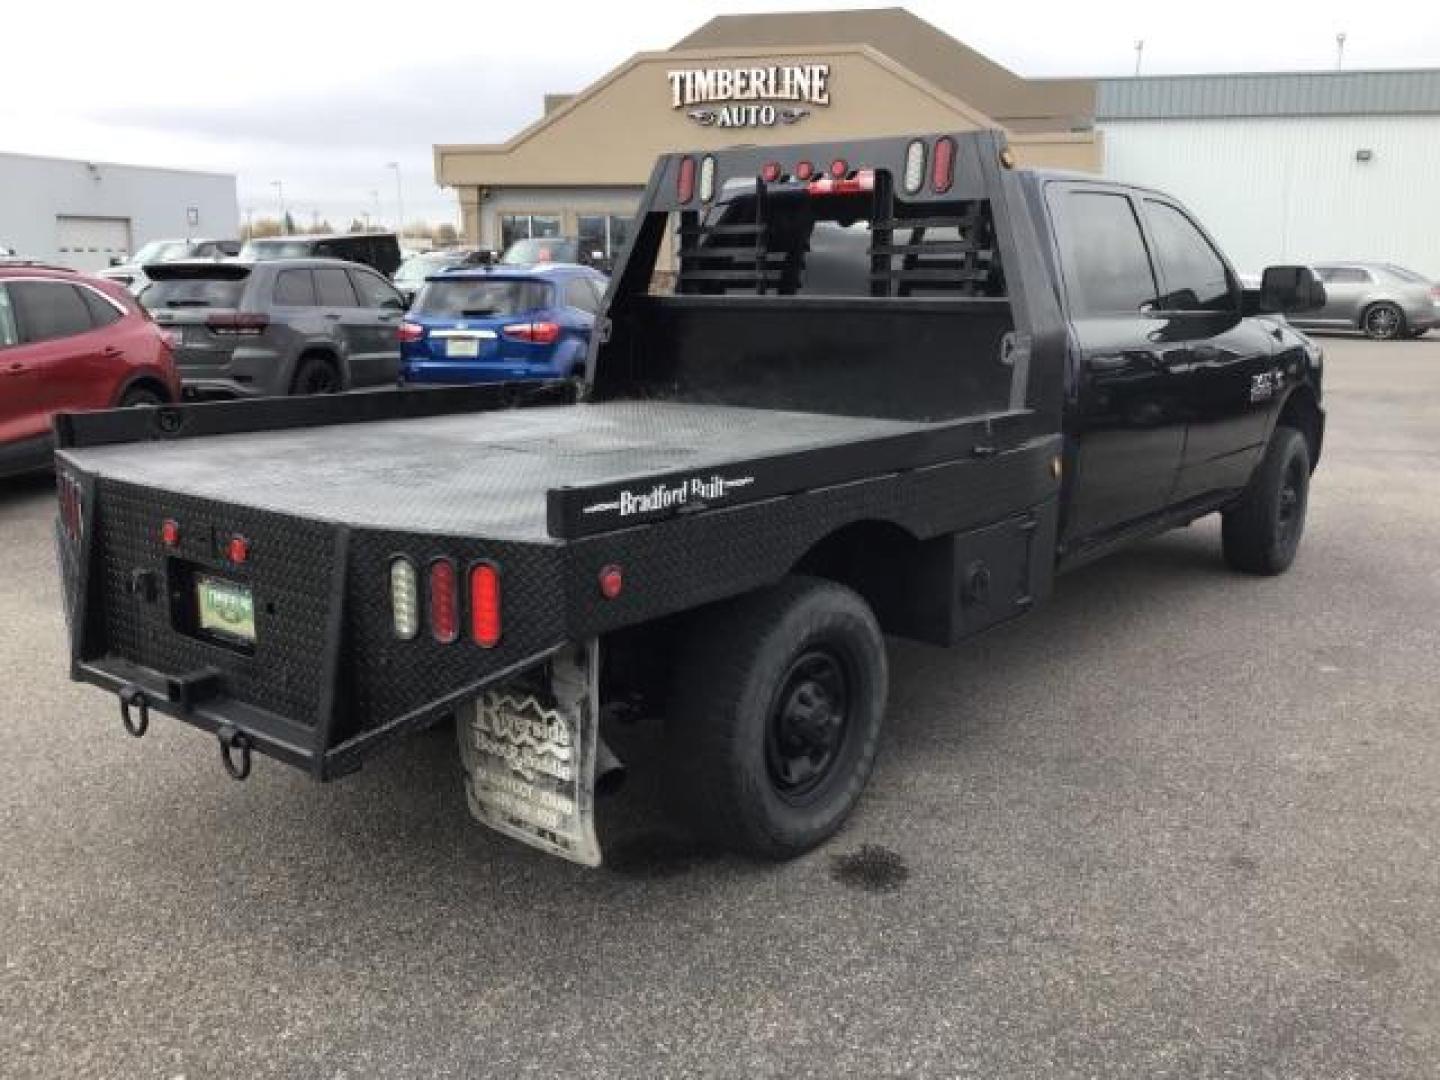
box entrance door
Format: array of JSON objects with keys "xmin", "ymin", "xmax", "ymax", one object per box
[{"xmin": 55, "ymin": 216, "xmax": 133, "ymax": 272}]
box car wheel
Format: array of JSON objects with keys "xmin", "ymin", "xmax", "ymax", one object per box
[
  {"xmin": 1361, "ymin": 302, "xmax": 1405, "ymax": 340},
  {"xmin": 118, "ymin": 386, "xmax": 164, "ymax": 408},
  {"xmin": 1221, "ymin": 426, "xmax": 1311, "ymax": 576},
  {"xmin": 290, "ymin": 355, "xmax": 341, "ymax": 396},
  {"xmin": 663, "ymin": 576, "xmax": 888, "ymax": 859}
]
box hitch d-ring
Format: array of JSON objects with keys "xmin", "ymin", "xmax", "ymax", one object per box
[
  {"xmin": 218, "ymin": 726, "xmax": 252, "ymax": 781},
  {"xmin": 119, "ymin": 686, "xmax": 149, "ymax": 738}
]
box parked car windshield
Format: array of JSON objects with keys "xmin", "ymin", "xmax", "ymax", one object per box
[
  {"xmin": 414, "ymin": 279, "xmax": 551, "ymax": 317},
  {"xmin": 501, "ymin": 239, "xmax": 578, "ymax": 266},
  {"xmin": 132, "ymin": 240, "xmax": 194, "ymax": 265},
  {"xmin": 240, "ymin": 240, "xmax": 313, "ymax": 261},
  {"xmin": 396, "ymin": 254, "xmax": 463, "ymax": 284},
  {"xmin": 141, "ymin": 276, "xmax": 248, "ymax": 309}
]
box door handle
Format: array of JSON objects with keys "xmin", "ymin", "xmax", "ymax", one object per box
[
  {"xmin": 324, "ymin": 313, "xmax": 342, "ymax": 321},
  {"xmin": 3, "ymin": 361, "xmax": 27, "ymax": 375},
  {"xmin": 102, "ymin": 346, "xmax": 123, "ymax": 358}
]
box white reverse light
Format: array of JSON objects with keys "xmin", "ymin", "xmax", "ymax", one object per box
[{"xmin": 390, "ymin": 557, "xmax": 419, "ymax": 640}]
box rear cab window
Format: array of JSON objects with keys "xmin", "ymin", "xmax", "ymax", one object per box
[
  {"xmin": 1048, "ymin": 188, "xmax": 1159, "ymax": 316},
  {"xmin": 414, "ymin": 279, "xmax": 551, "ymax": 318}
]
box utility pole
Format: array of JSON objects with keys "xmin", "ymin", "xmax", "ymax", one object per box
[
  {"xmin": 1134, "ymin": 39, "xmax": 1145, "ymax": 76},
  {"xmin": 270, "ymin": 180, "xmax": 286, "ymax": 227},
  {"xmin": 1335, "ymin": 32, "xmax": 1347, "ymax": 70},
  {"xmin": 370, "ymin": 190, "xmax": 381, "ymax": 232},
  {"xmin": 387, "ymin": 161, "xmax": 405, "ymax": 243}
]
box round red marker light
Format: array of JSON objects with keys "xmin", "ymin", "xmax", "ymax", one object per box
[
  {"xmin": 599, "ymin": 564, "xmax": 623, "ymax": 600},
  {"xmin": 227, "ymin": 535, "xmax": 249, "ymax": 564},
  {"xmin": 761, "ymin": 161, "xmax": 782, "ymax": 183},
  {"xmin": 830, "ymin": 158, "xmax": 849, "ymax": 178},
  {"xmin": 795, "ymin": 160, "xmax": 814, "ymax": 181},
  {"xmin": 161, "ymin": 519, "xmax": 180, "ymax": 547}
]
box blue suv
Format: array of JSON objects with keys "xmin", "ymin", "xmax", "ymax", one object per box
[{"xmin": 398, "ymin": 265, "xmax": 607, "ymax": 384}]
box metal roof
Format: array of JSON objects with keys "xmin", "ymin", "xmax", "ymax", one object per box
[{"xmin": 1097, "ymin": 69, "xmax": 1440, "ymax": 120}]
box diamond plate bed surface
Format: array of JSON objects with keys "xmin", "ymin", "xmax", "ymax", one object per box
[{"xmin": 63, "ymin": 401, "xmax": 942, "ymax": 540}]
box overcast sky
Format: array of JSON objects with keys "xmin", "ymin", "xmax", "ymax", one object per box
[{"xmin": 4, "ymin": 0, "xmax": 1436, "ymax": 229}]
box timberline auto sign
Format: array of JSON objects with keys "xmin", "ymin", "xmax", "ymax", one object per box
[{"xmin": 668, "ymin": 64, "xmax": 831, "ymax": 128}]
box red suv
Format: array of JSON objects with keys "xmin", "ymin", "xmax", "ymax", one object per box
[{"xmin": 0, "ymin": 265, "xmax": 180, "ymax": 478}]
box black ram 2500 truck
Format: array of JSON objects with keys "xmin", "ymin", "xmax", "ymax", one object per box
[{"xmin": 52, "ymin": 131, "xmax": 1325, "ymax": 866}]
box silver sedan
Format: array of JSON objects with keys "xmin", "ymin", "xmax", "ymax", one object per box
[{"xmin": 1286, "ymin": 262, "xmax": 1439, "ymax": 340}]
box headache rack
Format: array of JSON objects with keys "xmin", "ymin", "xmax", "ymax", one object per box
[{"xmin": 674, "ymin": 169, "xmax": 1004, "ymax": 299}]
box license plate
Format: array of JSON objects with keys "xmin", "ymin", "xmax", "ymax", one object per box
[
  {"xmin": 446, "ymin": 337, "xmax": 481, "ymax": 358},
  {"xmin": 196, "ymin": 575, "xmax": 256, "ymax": 644}
]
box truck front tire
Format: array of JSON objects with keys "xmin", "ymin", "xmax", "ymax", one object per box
[
  {"xmin": 664, "ymin": 576, "xmax": 888, "ymax": 859},
  {"xmin": 1221, "ymin": 426, "xmax": 1311, "ymax": 575}
]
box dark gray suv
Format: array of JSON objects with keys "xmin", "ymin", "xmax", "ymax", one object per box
[{"xmin": 142, "ymin": 259, "xmax": 407, "ymax": 397}]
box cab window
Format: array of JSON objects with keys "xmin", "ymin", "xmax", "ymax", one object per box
[
  {"xmin": 1143, "ymin": 200, "xmax": 1233, "ymax": 311},
  {"xmin": 314, "ymin": 267, "xmax": 357, "ymax": 307},
  {"xmin": 563, "ymin": 277, "xmax": 599, "ymax": 314},
  {"xmin": 348, "ymin": 269, "xmax": 403, "ymax": 309},
  {"xmin": 1053, "ymin": 190, "xmax": 1159, "ymax": 316}
]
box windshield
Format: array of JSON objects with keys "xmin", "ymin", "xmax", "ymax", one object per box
[
  {"xmin": 132, "ymin": 240, "xmax": 194, "ymax": 265},
  {"xmin": 414, "ymin": 279, "xmax": 551, "ymax": 318},
  {"xmin": 396, "ymin": 254, "xmax": 461, "ymax": 284},
  {"xmin": 240, "ymin": 240, "xmax": 313, "ymax": 261},
  {"xmin": 501, "ymin": 239, "xmax": 578, "ymax": 266},
  {"xmin": 141, "ymin": 276, "xmax": 248, "ymax": 309}
]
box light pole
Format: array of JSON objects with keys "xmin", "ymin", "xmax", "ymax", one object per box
[
  {"xmin": 387, "ymin": 161, "xmax": 405, "ymax": 242},
  {"xmin": 1134, "ymin": 39, "xmax": 1145, "ymax": 76},
  {"xmin": 1335, "ymin": 32, "xmax": 1347, "ymax": 70},
  {"xmin": 270, "ymin": 180, "xmax": 286, "ymax": 228}
]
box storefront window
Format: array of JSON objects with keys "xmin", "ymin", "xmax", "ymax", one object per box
[
  {"xmin": 574, "ymin": 213, "xmax": 635, "ymax": 263},
  {"xmin": 500, "ymin": 214, "xmax": 562, "ymax": 250}
]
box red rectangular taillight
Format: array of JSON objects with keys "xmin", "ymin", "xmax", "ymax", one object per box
[
  {"xmin": 501, "ymin": 321, "xmax": 560, "ymax": 345},
  {"xmin": 677, "ymin": 155, "xmax": 696, "ymax": 203},
  {"xmin": 469, "ymin": 563, "xmax": 501, "ymax": 648},
  {"xmin": 931, "ymin": 136, "xmax": 956, "ymax": 194},
  {"xmin": 205, "ymin": 312, "xmax": 269, "ymax": 336},
  {"xmin": 428, "ymin": 558, "xmax": 458, "ymax": 643},
  {"xmin": 398, "ymin": 320, "xmax": 425, "ymax": 343}
]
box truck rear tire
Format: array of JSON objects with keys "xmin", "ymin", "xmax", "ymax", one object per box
[
  {"xmin": 1221, "ymin": 426, "xmax": 1310, "ymax": 575},
  {"xmin": 664, "ymin": 576, "xmax": 888, "ymax": 859}
]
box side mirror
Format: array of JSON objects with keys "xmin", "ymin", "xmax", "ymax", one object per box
[
  {"xmin": 382, "ymin": 296, "xmax": 406, "ymax": 311},
  {"xmin": 1259, "ymin": 265, "xmax": 1326, "ymax": 314}
]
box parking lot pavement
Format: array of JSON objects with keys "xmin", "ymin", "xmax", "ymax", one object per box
[{"xmin": 2, "ymin": 335, "xmax": 1439, "ymax": 1078}]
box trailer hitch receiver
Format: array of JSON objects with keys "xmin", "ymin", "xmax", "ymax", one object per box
[{"xmin": 119, "ymin": 685, "xmax": 149, "ymax": 738}]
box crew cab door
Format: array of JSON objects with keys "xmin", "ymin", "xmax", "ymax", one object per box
[
  {"xmin": 1048, "ymin": 184, "xmax": 1186, "ymax": 541},
  {"xmin": 1137, "ymin": 198, "xmax": 1275, "ymax": 501}
]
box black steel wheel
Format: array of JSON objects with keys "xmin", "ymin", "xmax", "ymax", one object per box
[
  {"xmin": 664, "ymin": 576, "xmax": 888, "ymax": 859},
  {"xmin": 1222, "ymin": 426, "xmax": 1311, "ymax": 575},
  {"xmin": 290, "ymin": 355, "xmax": 341, "ymax": 396},
  {"xmin": 1362, "ymin": 302, "xmax": 1405, "ymax": 341}
]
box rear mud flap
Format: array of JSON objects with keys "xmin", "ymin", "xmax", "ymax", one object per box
[{"xmin": 458, "ymin": 640, "xmax": 602, "ymax": 867}]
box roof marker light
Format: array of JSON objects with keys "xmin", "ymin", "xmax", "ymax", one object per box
[
  {"xmin": 162, "ymin": 519, "xmax": 180, "ymax": 548},
  {"xmin": 829, "ymin": 158, "xmax": 849, "ymax": 178},
  {"xmin": 599, "ymin": 564, "xmax": 623, "ymax": 600},
  {"xmin": 903, "ymin": 139, "xmax": 927, "ymax": 194},
  {"xmin": 699, "ymin": 155, "xmax": 716, "ymax": 202},
  {"xmin": 761, "ymin": 161, "xmax": 782, "ymax": 183},
  {"xmin": 932, "ymin": 136, "xmax": 956, "ymax": 194},
  {"xmin": 794, "ymin": 160, "xmax": 814, "ymax": 181}
]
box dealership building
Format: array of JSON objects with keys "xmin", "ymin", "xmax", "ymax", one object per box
[
  {"xmin": 0, "ymin": 152, "xmax": 239, "ymax": 272},
  {"xmin": 435, "ymin": 8, "xmax": 1440, "ymax": 279}
]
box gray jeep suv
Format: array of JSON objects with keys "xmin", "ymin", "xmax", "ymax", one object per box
[{"xmin": 141, "ymin": 258, "xmax": 407, "ymax": 397}]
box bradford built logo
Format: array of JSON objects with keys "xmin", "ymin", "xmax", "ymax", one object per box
[
  {"xmin": 583, "ymin": 473, "xmax": 755, "ymax": 518},
  {"xmin": 668, "ymin": 64, "xmax": 830, "ymax": 128}
]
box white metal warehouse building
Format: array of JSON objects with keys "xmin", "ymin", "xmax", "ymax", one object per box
[
  {"xmin": 0, "ymin": 152, "xmax": 239, "ymax": 272},
  {"xmin": 1097, "ymin": 69, "xmax": 1440, "ymax": 279}
]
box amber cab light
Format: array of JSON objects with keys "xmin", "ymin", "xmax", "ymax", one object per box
[{"xmin": 470, "ymin": 563, "xmax": 501, "ymax": 648}]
